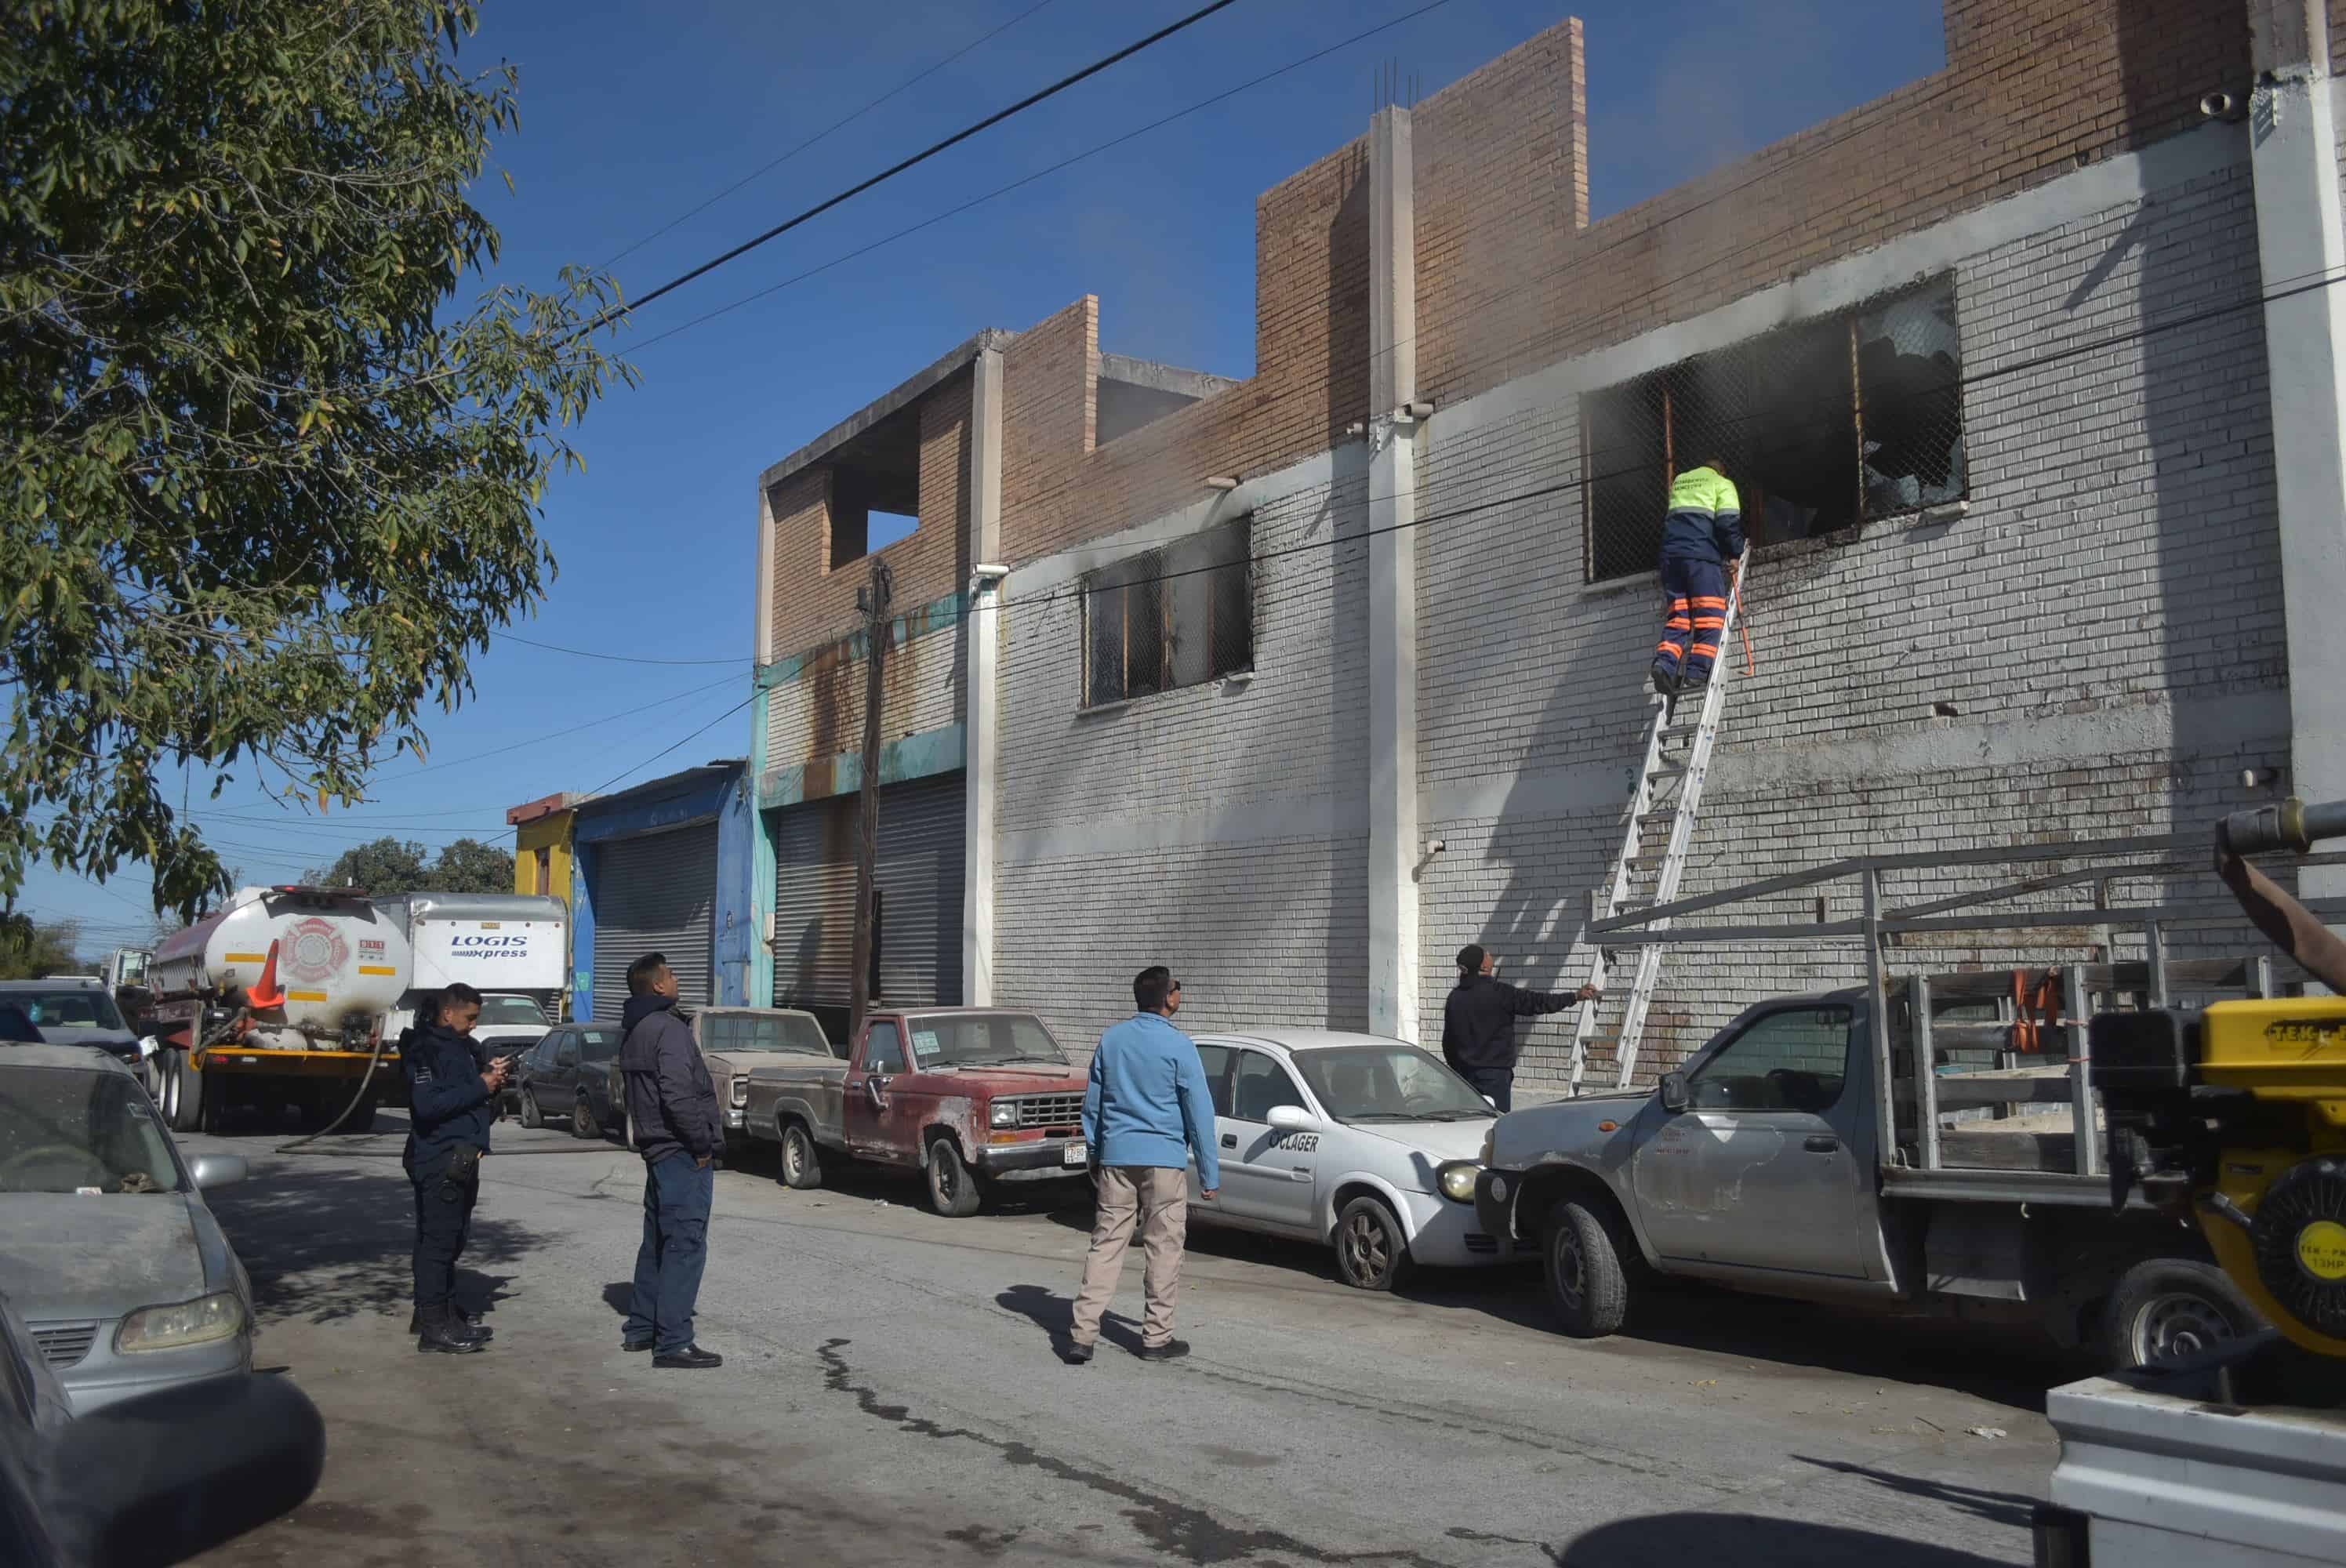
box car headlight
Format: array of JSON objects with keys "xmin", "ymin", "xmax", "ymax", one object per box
[
  {"xmin": 115, "ymin": 1291, "xmax": 245, "ymax": 1353},
  {"xmin": 990, "ymin": 1102, "xmax": 1019, "ymax": 1128},
  {"xmin": 1436, "ymin": 1160, "xmax": 1480, "ymax": 1203},
  {"xmin": 730, "ymin": 1074, "xmax": 749, "ymax": 1109}
]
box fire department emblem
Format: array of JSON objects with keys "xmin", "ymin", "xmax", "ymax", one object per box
[{"xmin": 283, "ymin": 917, "xmax": 349, "ymax": 984}]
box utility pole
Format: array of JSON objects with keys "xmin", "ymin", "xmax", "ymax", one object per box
[{"xmin": 848, "ymin": 558, "xmax": 892, "ymax": 1042}]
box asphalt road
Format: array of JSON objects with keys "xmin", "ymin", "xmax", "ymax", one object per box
[{"xmin": 182, "ymin": 1112, "xmax": 2068, "ymax": 1568}]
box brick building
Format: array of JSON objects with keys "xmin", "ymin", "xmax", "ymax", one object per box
[{"xmin": 750, "ymin": 1, "xmax": 2346, "ymax": 1081}]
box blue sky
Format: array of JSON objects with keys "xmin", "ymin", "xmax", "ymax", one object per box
[{"xmin": 27, "ymin": 0, "xmax": 1948, "ymax": 949}]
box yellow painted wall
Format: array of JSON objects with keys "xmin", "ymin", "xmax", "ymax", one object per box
[{"xmin": 514, "ymin": 810, "xmax": 573, "ymax": 902}]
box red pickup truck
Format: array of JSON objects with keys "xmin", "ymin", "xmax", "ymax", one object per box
[{"xmin": 737, "ymin": 1007, "xmax": 1091, "ymax": 1217}]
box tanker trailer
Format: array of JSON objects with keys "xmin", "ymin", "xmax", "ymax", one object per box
[{"xmin": 146, "ymin": 886, "xmax": 411, "ymax": 1135}]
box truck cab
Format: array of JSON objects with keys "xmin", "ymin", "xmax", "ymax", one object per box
[
  {"xmin": 743, "ymin": 1007, "xmax": 1091, "ymax": 1217},
  {"xmin": 1477, "ymin": 988, "xmax": 2246, "ymax": 1366}
]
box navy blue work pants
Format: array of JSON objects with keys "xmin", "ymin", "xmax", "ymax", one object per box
[
  {"xmin": 405, "ymin": 1149, "xmax": 478, "ymax": 1314},
  {"xmin": 1652, "ymin": 556, "xmax": 1727, "ymax": 682},
  {"xmin": 625, "ymin": 1151, "xmax": 713, "ymax": 1353}
]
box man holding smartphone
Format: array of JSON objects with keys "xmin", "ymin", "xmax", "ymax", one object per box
[{"xmin": 405, "ymin": 982, "xmax": 507, "ymax": 1352}]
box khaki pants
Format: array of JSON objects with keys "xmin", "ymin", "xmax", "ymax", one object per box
[{"xmin": 1071, "ymin": 1166, "xmax": 1188, "ymax": 1348}]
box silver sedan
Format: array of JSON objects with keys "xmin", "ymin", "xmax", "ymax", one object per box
[
  {"xmin": 1185, "ymin": 1029, "xmax": 1513, "ymax": 1290},
  {"xmin": 0, "ymin": 1045, "xmax": 255, "ymax": 1414}
]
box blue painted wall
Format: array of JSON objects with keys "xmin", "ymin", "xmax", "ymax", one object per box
[{"xmin": 572, "ymin": 762, "xmax": 752, "ymax": 1018}]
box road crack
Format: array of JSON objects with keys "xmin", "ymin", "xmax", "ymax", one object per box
[{"xmin": 817, "ymin": 1338, "xmax": 1457, "ymax": 1567}]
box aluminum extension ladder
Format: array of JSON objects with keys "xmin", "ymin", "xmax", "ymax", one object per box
[{"xmin": 1566, "ymin": 553, "xmax": 1750, "ymax": 1094}]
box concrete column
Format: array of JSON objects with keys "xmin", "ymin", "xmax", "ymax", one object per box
[
  {"xmin": 1367, "ymin": 106, "xmax": 1421, "ymax": 1040},
  {"xmin": 963, "ymin": 347, "xmax": 1005, "ymax": 1005},
  {"xmin": 748, "ymin": 481, "xmax": 779, "ymax": 1006},
  {"xmin": 2250, "ymin": 0, "xmax": 2346, "ymax": 913}
]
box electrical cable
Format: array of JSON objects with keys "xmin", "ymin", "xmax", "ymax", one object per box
[
  {"xmin": 597, "ymin": 0, "xmax": 1060, "ymax": 271},
  {"xmin": 581, "ymin": 0, "xmax": 1251, "ymax": 335},
  {"xmin": 492, "ymin": 632, "xmax": 741, "ymax": 666},
  {"xmin": 626, "ymin": 0, "xmax": 1458, "ymax": 356}
]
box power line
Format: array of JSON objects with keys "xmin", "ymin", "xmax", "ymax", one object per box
[
  {"xmin": 493, "ymin": 631, "xmax": 742, "ymax": 666},
  {"xmin": 379, "ymin": 673, "xmax": 742, "ymax": 779},
  {"xmin": 586, "ymin": 0, "xmax": 1250, "ymax": 335},
  {"xmin": 630, "ymin": 0, "xmax": 1458, "ymax": 357},
  {"xmin": 598, "ymin": 0, "xmax": 1060, "ymax": 272},
  {"xmin": 585, "ymin": 694, "xmax": 757, "ymax": 798}
]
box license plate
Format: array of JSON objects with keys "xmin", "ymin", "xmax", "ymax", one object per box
[{"xmin": 1062, "ymin": 1142, "xmax": 1088, "ymax": 1167}]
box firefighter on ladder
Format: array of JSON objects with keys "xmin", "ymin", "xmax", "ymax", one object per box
[{"xmin": 1650, "ymin": 456, "xmax": 1744, "ymax": 699}]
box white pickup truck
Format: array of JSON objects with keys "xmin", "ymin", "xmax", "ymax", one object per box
[{"xmin": 1475, "ymin": 976, "xmax": 2275, "ymax": 1368}]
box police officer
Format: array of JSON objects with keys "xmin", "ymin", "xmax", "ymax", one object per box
[{"xmin": 404, "ymin": 981, "xmax": 508, "ymax": 1353}]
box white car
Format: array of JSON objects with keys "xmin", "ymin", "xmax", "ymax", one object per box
[{"xmin": 1183, "ymin": 1029, "xmax": 1512, "ymax": 1290}]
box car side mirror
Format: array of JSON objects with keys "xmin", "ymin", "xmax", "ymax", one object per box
[
  {"xmin": 1265, "ymin": 1104, "xmax": 1318, "ymax": 1134},
  {"xmin": 189, "ymin": 1153, "xmax": 249, "ymax": 1192},
  {"xmin": 1659, "ymin": 1073, "xmax": 1690, "ymax": 1114},
  {"xmin": 863, "ymin": 1075, "xmax": 888, "ymax": 1109}
]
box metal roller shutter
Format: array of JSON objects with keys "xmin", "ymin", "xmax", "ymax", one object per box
[
  {"xmin": 590, "ymin": 822, "xmax": 717, "ymax": 1018},
  {"xmin": 772, "ymin": 798, "xmax": 857, "ymax": 1010},
  {"xmin": 875, "ymin": 772, "xmax": 964, "ymax": 1008}
]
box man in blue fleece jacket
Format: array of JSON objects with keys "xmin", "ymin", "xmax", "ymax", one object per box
[{"xmin": 1066, "ymin": 966, "xmax": 1218, "ymax": 1365}]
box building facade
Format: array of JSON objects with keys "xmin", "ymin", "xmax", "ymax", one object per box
[
  {"xmin": 754, "ymin": 1, "xmax": 2346, "ymax": 1078},
  {"xmin": 571, "ymin": 762, "xmax": 758, "ymax": 1021}
]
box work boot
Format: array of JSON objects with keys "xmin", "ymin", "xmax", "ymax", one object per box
[
  {"xmin": 653, "ymin": 1345, "xmax": 724, "ymax": 1370},
  {"xmin": 1649, "ymin": 666, "xmax": 1678, "ymax": 698},
  {"xmin": 416, "ymin": 1306, "xmax": 486, "ymax": 1355},
  {"xmin": 1060, "ymin": 1339, "xmax": 1094, "ymax": 1367},
  {"xmin": 408, "ymin": 1305, "xmax": 491, "ymax": 1342},
  {"xmin": 1676, "ymin": 668, "xmax": 1711, "ymax": 696},
  {"xmin": 1136, "ymin": 1339, "xmax": 1191, "ymax": 1363}
]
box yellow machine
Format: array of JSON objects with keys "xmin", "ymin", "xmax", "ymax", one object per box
[{"xmin": 2096, "ymin": 797, "xmax": 2346, "ymax": 1359}]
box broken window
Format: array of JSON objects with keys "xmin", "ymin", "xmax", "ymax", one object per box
[
  {"xmin": 1082, "ymin": 516, "xmax": 1253, "ymax": 706},
  {"xmin": 1582, "ymin": 277, "xmax": 1966, "ymax": 583}
]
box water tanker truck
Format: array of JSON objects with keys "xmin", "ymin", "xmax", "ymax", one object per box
[{"xmin": 145, "ymin": 886, "xmax": 412, "ymax": 1134}]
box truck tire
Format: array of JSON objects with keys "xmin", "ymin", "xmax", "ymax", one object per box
[
  {"xmin": 779, "ymin": 1121, "xmax": 824, "ymax": 1191},
  {"xmin": 1335, "ymin": 1195, "xmax": 1414, "ymax": 1291},
  {"xmin": 343, "ymin": 1097, "xmax": 377, "ymax": 1134},
  {"xmin": 1541, "ymin": 1196, "xmax": 1632, "ymax": 1338},
  {"xmin": 2100, "ymin": 1257, "xmax": 2263, "ymax": 1368},
  {"xmin": 926, "ymin": 1137, "xmax": 982, "ymax": 1218}
]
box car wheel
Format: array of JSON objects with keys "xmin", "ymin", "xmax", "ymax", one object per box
[
  {"xmin": 1335, "ymin": 1195, "xmax": 1414, "ymax": 1291},
  {"xmin": 1541, "ymin": 1196, "xmax": 1631, "ymax": 1338},
  {"xmin": 926, "ymin": 1137, "xmax": 982, "ymax": 1218},
  {"xmin": 2101, "ymin": 1257, "xmax": 2263, "ymax": 1369},
  {"xmin": 572, "ymin": 1092, "xmax": 601, "ymax": 1142},
  {"xmin": 158, "ymin": 1051, "xmax": 181, "ymax": 1124},
  {"xmin": 517, "ymin": 1083, "xmax": 543, "ymax": 1130},
  {"xmin": 779, "ymin": 1121, "xmax": 824, "ymax": 1190}
]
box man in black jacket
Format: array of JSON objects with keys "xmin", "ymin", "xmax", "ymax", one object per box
[
  {"xmin": 1440, "ymin": 946, "xmax": 1599, "ymax": 1112},
  {"xmin": 403, "ymin": 982, "xmax": 508, "ymax": 1353},
  {"xmin": 616, "ymin": 952, "xmax": 723, "ymax": 1370}
]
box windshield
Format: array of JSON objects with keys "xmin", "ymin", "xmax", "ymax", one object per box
[
  {"xmin": 5, "ymin": 990, "xmax": 125, "ymax": 1032},
  {"xmin": 0, "ymin": 1068, "xmax": 183, "ymax": 1193},
  {"xmin": 1295, "ymin": 1047, "xmax": 1496, "ymax": 1123},
  {"xmin": 701, "ymin": 1011, "xmax": 833, "ymax": 1056},
  {"xmin": 577, "ymin": 1027, "xmax": 622, "ymax": 1064},
  {"xmin": 476, "ymin": 996, "xmax": 547, "ymax": 1026},
  {"xmin": 906, "ymin": 1015, "xmax": 1067, "ymax": 1069}
]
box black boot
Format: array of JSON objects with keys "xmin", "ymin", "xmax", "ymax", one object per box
[
  {"xmin": 408, "ymin": 1305, "xmax": 491, "ymax": 1341},
  {"xmin": 416, "ymin": 1305, "xmax": 487, "ymax": 1354}
]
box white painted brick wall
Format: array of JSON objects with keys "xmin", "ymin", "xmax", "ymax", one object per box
[
  {"xmin": 1414, "ymin": 159, "xmax": 2291, "ymax": 1079},
  {"xmin": 993, "ymin": 470, "xmax": 1375, "ymax": 1047}
]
